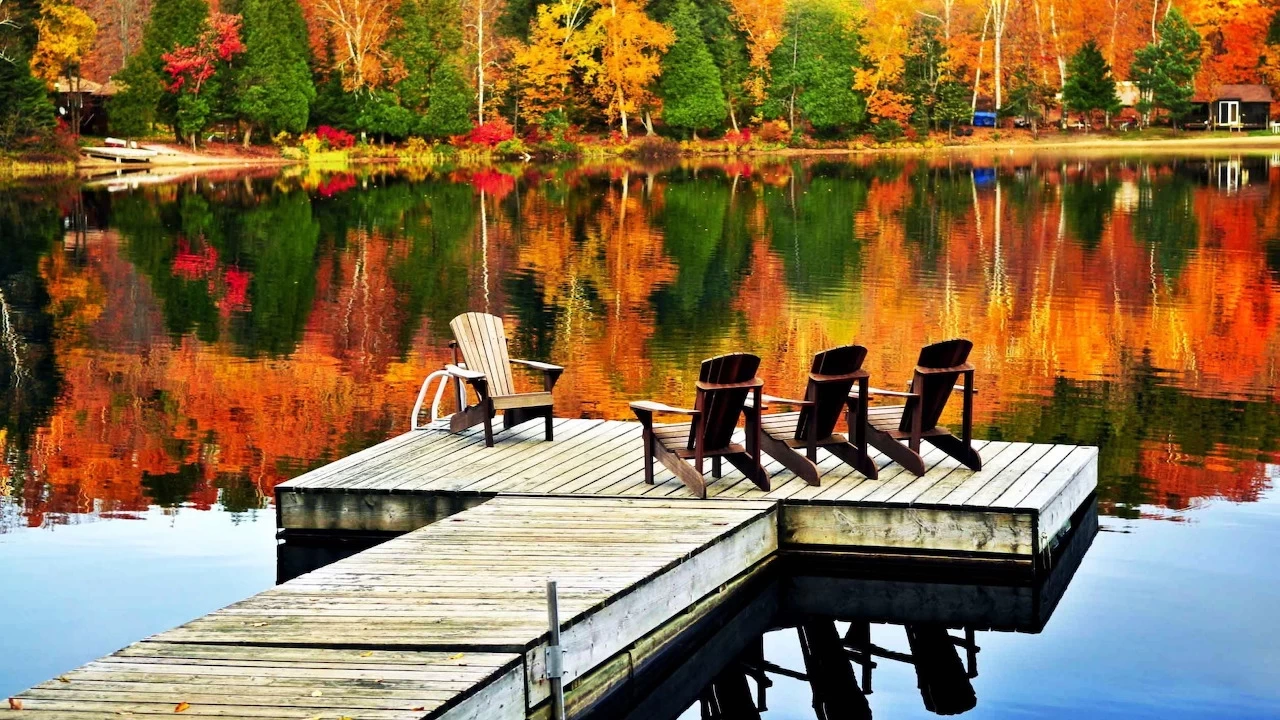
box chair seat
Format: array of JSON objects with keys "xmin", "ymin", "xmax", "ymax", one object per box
[
  {"xmin": 492, "ymin": 392, "xmax": 554, "ymax": 410},
  {"xmin": 866, "ymin": 404, "xmax": 951, "ymax": 439},
  {"xmin": 760, "ymin": 411, "xmax": 847, "ymax": 447},
  {"xmin": 653, "ymin": 423, "xmax": 747, "ymax": 458}
]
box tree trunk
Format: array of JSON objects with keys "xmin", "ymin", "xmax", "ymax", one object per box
[
  {"xmin": 972, "ymin": 3, "xmax": 993, "ymax": 112},
  {"xmin": 728, "ymin": 103, "xmax": 739, "ymax": 133},
  {"xmin": 1049, "ymin": 0, "xmax": 1066, "ymax": 94},
  {"xmin": 242, "ymin": 124, "xmax": 253, "ymax": 149},
  {"xmin": 788, "ymin": 23, "xmax": 799, "ymax": 130},
  {"xmin": 642, "ymin": 110, "xmax": 655, "ymax": 135},
  {"xmin": 477, "ymin": 0, "xmax": 485, "ymax": 125}
]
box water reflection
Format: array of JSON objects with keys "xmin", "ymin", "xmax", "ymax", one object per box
[
  {"xmin": 2, "ymin": 152, "xmax": 1279, "ymax": 530},
  {"xmin": 593, "ymin": 500, "xmax": 1098, "ymax": 720}
]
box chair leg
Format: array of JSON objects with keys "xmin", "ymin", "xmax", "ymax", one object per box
[
  {"xmin": 544, "ymin": 408, "xmax": 554, "ymax": 441},
  {"xmin": 865, "ymin": 426, "xmax": 926, "ymax": 476},
  {"xmin": 482, "ymin": 399, "xmax": 495, "ymax": 447},
  {"xmin": 712, "ymin": 455, "xmax": 722, "ymax": 478},
  {"xmin": 643, "ymin": 427, "xmax": 655, "ymax": 485}
]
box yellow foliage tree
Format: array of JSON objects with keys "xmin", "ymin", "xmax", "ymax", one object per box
[
  {"xmin": 725, "ymin": 0, "xmax": 786, "ymax": 108},
  {"xmin": 307, "ymin": 0, "xmax": 401, "ymax": 90},
  {"xmin": 588, "ymin": 0, "xmax": 672, "ymax": 138},
  {"xmin": 853, "ymin": 5, "xmax": 913, "ymax": 124},
  {"xmin": 30, "ymin": 0, "xmax": 97, "ymax": 87},
  {"xmin": 513, "ymin": 0, "xmax": 601, "ymax": 126}
]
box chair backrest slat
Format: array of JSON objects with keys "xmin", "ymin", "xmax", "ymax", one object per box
[
  {"xmin": 795, "ymin": 345, "xmax": 867, "ymax": 441},
  {"xmin": 693, "ymin": 353, "xmax": 760, "ymax": 450},
  {"xmin": 450, "ymin": 312, "xmax": 516, "ymax": 397},
  {"xmin": 899, "ymin": 339, "xmax": 972, "ymax": 433}
]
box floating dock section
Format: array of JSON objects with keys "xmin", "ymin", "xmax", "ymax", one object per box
[
  {"xmin": 10, "ymin": 497, "xmax": 776, "ymax": 719},
  {"xmin": 278, "ymin": 418, "xmax": 1098, "ymax": 564}
]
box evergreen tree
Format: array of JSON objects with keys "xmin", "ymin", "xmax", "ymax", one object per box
[
  {"xmin": 0, "ymin": 2, "xmax": 55, "ymax": 149},
  {"xmin": 390, "ymin": 0, "xmax": 471, "ymax": 138},
  {"xmin": 765, "ymin": 0, "xmax": 864, "ymax": 133},
  {"xmin": 934, "ymin": 81, "xmax": 971, "ymax": 137},
  {"xmin": 1062, "ymin": 39, "xmax": 1121, "ymax": 130},
  {"xmin": 110, "ymin": 0, "xmax": 210, "ymax": 135},
  {"xmin": 659, "ymin": 0, "xmax": 725, "ymax": 136},
  {"xmin": 903, "ymin": 22, "xmax": 946, "ymax": 132},
  {"xmin": 1005, "ymin": 66, "xmax": 1054, "ymax": 137},
  {"xmin": 238, "ymin": 0, "xmax": 314, "ymax": 143},
  {"xmin": 418, "ymin": 62, "xmax": 473, "ymax": 138},
  {"xmin": 1131, "ymin": 9, "xmax": 1201, "ymax": 129}
]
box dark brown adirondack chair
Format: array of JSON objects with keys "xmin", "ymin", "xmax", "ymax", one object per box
[
  {"xmin": 446, "ymin": 312, "xmax": 564, "ymax": 447},
  {"xmin": 851, "ymin": 338, "xmax": 981, "ymax": 476},
  {"xmin": 756, "ymin": 345, "xmax": 879, "ymax": 486},
  {"xmin": 630, "ymin": 353, "xmax": 769, "ymax": 499}
]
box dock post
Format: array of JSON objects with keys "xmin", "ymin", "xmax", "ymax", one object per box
[{"xmin": 546, "ymin": 580, "xmax": 566, "ymax": 720}]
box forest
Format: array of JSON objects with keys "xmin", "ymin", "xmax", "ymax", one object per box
[{"xmin": 2, "ymin": 0, "xmax": 1280, "ymax": 150}]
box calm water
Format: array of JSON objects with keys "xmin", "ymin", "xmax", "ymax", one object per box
[{"xmin": 1, "ymin": 152, "xmax": 1278, "ymax": 713}]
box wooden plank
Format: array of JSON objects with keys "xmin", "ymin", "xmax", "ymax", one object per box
[
  {"xmin": 968, "ymin": 444, "xmax": 1073, "ymax": 507},
  {"xmin": 779, "ymin": 502, "xmax": 1035, "ymax": 555}
]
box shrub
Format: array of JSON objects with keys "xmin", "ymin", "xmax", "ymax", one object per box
[
  {"xmin": 758, "ymin": 120, "xmax": 789, "ymax": 143},
  {"xmin": 495, "ymin": 137, "xmax": 528, "ymax": 156},
  {"xmin": 466, "ymin": 117, "xmax": 515, "ymax": 147},
  {"xmin": 403, "ymin": 136, "xmax": 432, "ymax": 155},
  {"xmin": 871, "ymin": 119, "xmax": 903, "ymax": 143},
  {"xmin": 723, "ymin": 128, "xmax": 752, "ymax": 148},
  {"xmin": 316, "ymin": 125, "xmax": 356, "ymax": 149},
  {"xmin": 634, "ymin": 136, "xmax": 680, "ymax": 160}
]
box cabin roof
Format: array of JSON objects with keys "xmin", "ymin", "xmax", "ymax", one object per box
[{"xmin": 1192, "ymin": 84, "xmax": 1274, "ymax": 103}]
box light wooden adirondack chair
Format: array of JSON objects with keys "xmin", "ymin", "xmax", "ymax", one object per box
[
  {"xmin": 850, "ymin": 338, "xmax": 981, "ymax": 476},
  {"xmin": 446, "ymin": 312, "xmax": 564, "ymax": 447},
  {"xmin": 757, "ymin": 345, "xmax": 879, "ymax": 486},
  {"xmin": 629, "ymin": 353, "xmax": 769, "ymax": 499}
]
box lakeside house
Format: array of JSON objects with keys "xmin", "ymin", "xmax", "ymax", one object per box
[
  {"xmin": 53, "ymin": 76, "xmax": 117, "ymax": 135},
  {"xmin": 1184, "ymin": 84, "xmax": 1273, "ymax": 130}
]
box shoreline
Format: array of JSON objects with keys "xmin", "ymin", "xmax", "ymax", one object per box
[{"xmin": 9, "ymin": 131, "xmax": 1280, "ymax": 181}]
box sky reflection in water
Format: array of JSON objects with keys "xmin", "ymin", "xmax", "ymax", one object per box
[{"xmin": 0, "ymin": 152, "xmax": 1278, "ymax": 713}]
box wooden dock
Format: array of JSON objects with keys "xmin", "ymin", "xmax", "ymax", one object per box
[
  {"xmin": 278, "ymin": 418, "xmax": 1098, "ymax": 564},
  {"xmin": 10, "ymin": 496, "xmax": 776, "ymax": 719}
]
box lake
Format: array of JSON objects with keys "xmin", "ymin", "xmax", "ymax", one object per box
[{"xmin": 1, "ymin": 151, "xmax": 1278, "ymax": 715}]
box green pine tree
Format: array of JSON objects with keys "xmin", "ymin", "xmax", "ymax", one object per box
[
  {"xmin": 390, "ymin": 0, "xmax": 472, "ymax": 138},
  {"xmin": 1062, "ymin": 39, "xmax": 1121, "ymax": 131},
  {"xmin": 238, "ymin": 0, "xmax": 315, "ymax": 143},
  {"xmin": 765, "ymin": 0, "xmax": 864, "ymax": 134},
  {"xmin": 419, "ymin": 63, "xmax": 473, "ymax": 138},
  {"xmin": 1131, "ymin": 9, "xmax": 1202, "ymax": 129},
  {"xmin": 1004, "ymin": 66, "xmax": 1054, "ymax": 138},
  {"xmin": 0, "ymin": 4, "xmax": 55, "ymax": 149},
  {"xmin": 935, "ymin": 81, "xmax": 971, "ymax": 138},
  {"xmin": 659, "ymin": 0, "xmax": 726, "ymax": 136},
  {"xmin": 110, "ymin": 0, "xmax": 211, "ymax": 135}
]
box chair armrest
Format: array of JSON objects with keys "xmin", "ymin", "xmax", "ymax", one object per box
[
  {"xmin": 695, "ymin": 378, "xmax": 765, "ymax": 392},
  {"xmin": 914, "ymin": 363, "xmax": 975, "ymax": 375},
  {"xmin": 629, "ymin": 400, "xmax": 701, "ymax": 416},
  {"xmin": 760, "ymin": 393, "xmax": 813, "ymax": 407},
  {"xmin": 849, "ymin": 386, "xmax": 919, "ymax": 399},
  {"xmin": 445, "ymin": 364, "xmax": 485, "ymax": 381},
  {"xmin": 952, "ymin": 385, "xmax": 978, "ymax": 395},
  {"xmin": 510, "ymin": 358, "xmax": 565, "ymax": 374}
]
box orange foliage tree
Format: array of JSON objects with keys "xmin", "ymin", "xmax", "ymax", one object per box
[
  {"xmin": 725, "ymin": 0, "xmax": 787, "ymax": 109},
  {"xmin": 306, "ymin": 0, "xmax": 401, "ymax": 90},
  {"xmin": 512, "ymin": 0, "xmax": 601, "ymax": 125}
]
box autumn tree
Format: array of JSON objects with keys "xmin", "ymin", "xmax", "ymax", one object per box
[
  {"xmin": 1131, "ymin": 9, "xmax": 1200, "ymax": 128},
  {"xmin": 588, "ymin": 0, "xmax": 671, "ymax": 138},
  {"xmin": 658, "ymin": 0, "xmax": 723, "ymax": 136},
  {"xmin": 766, "ymin": 0, "xmax": 864, "ymax": 134},
  {"xmin": 237, "ymin": 0, "xmax": 314, "ymax": 144},
  {"xmin": 162, "ymin": 12, "xmax": 245, "ymax": 147},
  {"xmin": 461, "ymin": 0, "xmax": 506, "ymax": 124},
  {"xmin": 1062, "ymin": 39, "xmax": 1120, "ymax": 129},
  {"xmin": 1004, "ymin": 65, "xmax": 1054, "ymax": 137},
  {"xmin": 308, "ymin": 0, "xmax": 399, "ymax": 91},
  {"xmin": 30, "ymin": 0, "xmax": 97, "ymax": 86},
  {"xmin": 512, "ymin": 0, "xmax": 600, "ymax": 126},
  {"xmin": 855, "ymin": 4, "xmax": 913, "ymax": 127},
  {"xmin": 725, "ymin": 0, "xmax": 785, "ymax": 111}
]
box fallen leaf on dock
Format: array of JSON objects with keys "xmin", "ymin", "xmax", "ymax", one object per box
[
  {"xmin": 310, "ymin": 691, "xmax": 323, "ymax": 697},
  {"xmin": 449, "ymin": 653, "xmax": 464, "ymax": 660},
  {"xmin": 250, "ymin": 622, "xmax": 268, "ymax": 627},
  {"xmin": 55, "ymin": 676, "xmax": 71, "ymax": 683},
  {"xmin": 410, "ymin": 707, "xmax": 425, "ymax": 712},
  {"xmin": 8, "ymin": 698, "xmax": 22, "ymax": 710},
  {"xmin": 174, "ymin": 702, "xmax": 190, "ymax": 713},
  {"xmin": 359, "ymin": 651, "xmax": 373, "ymax": 657}
]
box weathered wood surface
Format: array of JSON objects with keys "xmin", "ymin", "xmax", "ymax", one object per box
[
  {"xmin": 278, "ymin": 419, "xmax": 1098, "ymax": 559},
  {"xmin": 8, "ymin": 643, "xmax": 523, "ymax": 720},
  {"xmin": 11, "ymin": 496, "xmax": 776, "ymax": 719}
]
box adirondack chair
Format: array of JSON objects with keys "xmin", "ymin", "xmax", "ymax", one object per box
[
  {"xmin": 850, "ymin": 339, "xmax": 981, "ymax": 476},
  {"xmin": 446, "ymin": 312, "xmax": 564, "ymax": 447},
  {"xmin": 629, "ymin": 353, "xmax": 769, "ymax": 499},
  {"xmin": 756, "ymin": 345, "xmax": 879, "ymax": 486}
]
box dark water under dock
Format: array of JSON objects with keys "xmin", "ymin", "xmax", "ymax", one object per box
[{"xmin": 2, "ymin": 152, "xmax": 1280, "ymax": 714}]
